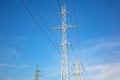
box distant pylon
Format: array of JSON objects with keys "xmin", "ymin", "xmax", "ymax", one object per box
[
  {"xmin": 74, "ymin": 59, "xmax": 80, "ymax": 80},
  {"xmin": 35, "ymin": 65, "xmax": 40, "ymax": 80},
  {"xmin": 53, "ymin": 4, "xmax": 77, "ymax": 80}
]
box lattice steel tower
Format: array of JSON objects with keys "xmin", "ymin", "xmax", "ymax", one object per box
[
  {"xmin": 74, "ymin": 60, "xmax": 80, "ymax": 80},
  {"xmin": 35, "ymin": 65, "xmax": 40, "ymax": 80},
  {"xmin": 53, "ymin": 4, "xmax": 76, "ymax": 80}
]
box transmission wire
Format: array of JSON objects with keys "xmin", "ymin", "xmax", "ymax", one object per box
[{"xmin": 19, "ymin": 0, "xmax": 60, "ymax": 53}]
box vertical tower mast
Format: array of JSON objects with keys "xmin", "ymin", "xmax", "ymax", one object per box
[
  {"xmin": 61, "ymin": 4, "xmax": 69, "ymax": 80},
  {"xmin": 35, "ymin": 65, "xmax": 40, "ymax": 80},
  {"xmin": 53, "ymin": 4, "xmax": 77, "ymax": 80},
  {"xmin": 74, "ymin": 60, "xmax": 80, "ymax": 80}
]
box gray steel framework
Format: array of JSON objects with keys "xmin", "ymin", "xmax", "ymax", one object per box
[
  {"xmin": 35, "ymin": 65, "xmax": 40, "ymax": 80},
  {"xmin": 53, "ymin": 4, "xmax": 77, "ymax": 80}
]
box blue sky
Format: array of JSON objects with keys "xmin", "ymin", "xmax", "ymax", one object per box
[{"xmin": 0, "ymin": 0, "xmax": 120, "ymax": 80}]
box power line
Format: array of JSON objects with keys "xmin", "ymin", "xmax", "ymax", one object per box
[
  {"xmin": 19, "ymin": 0, "xmax": 60, "ymax": 53},
  {"xmin": 49, "ymin": 0, "xmax": 61, "ymax": 23},
  {"xmin": 26, "ymin": 0, "xmax": 49, "ymax": 28},
  {"xmin": 66, "ymin": 1, "xmax": 78, "ymax": 59},
  {"xmin": 22, "ymin": 0, "xmax": 62, "ymax": 67},
  {"xmin": 26, "ymin": 0, "xmax": 61, "ymax": 54},
  {"xmin": 56, "ymin": 0, "xmax": 62, "ymax": 10},
  {"xmin": 67, "ymin": 2, "xmax": 85, "ymax": 80},
  {"xmin": 71, "ymin": 4, "xmax": 86, "ymax": 80},
  {"xmin": 48, "ymin": 0, "xmax": 63, "ymax": 52},
  {"xmin": 71, "ymin": 0, "xmax": 83, "ymax": 61}
]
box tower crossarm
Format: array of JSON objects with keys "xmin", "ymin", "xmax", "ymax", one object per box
[
  {"xmin": 58, "ymin": 42, "xmax": 71, "ymax": 46},
  {"xmin": 67, "ymin": 25, "xmax": 77, "ymax": 29},
  {"xmin": 53, "ymin": 25, "xmax": 77, "ymax": 30},
  {"xmin": 52, "ymin": 4, "xmax": 77, "ymax": 80},
  {"xmin": 52, "ymin": 26, "xmax": 62, "ymax": 30}
]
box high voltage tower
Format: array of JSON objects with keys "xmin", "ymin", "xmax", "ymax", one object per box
[
  {"xmin": 35, "ymin": 65, "xmax": 40, "ymax": 80},
  {"xmin": 19, "ymin": 1, "xmax": 81, "ymax": 80},
  {"xmin": 74, "ymin": 60, "xmax": 80, "ymax": 80},
  {"xmin": 53, "ymin": 4, "xmax": 77, "ymax": 80}
]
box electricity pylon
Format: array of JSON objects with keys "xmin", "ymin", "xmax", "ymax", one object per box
[
  {"xmin": 35, "ymin": 65, "xmax": 40, "ymax": 80},
  {"xmin": 53, "ymin": 4, "xmax": 77, "ymax": 80},
  {"xmin": 74, "ymin": 60, "xmax": 80, "ymax": 80}
]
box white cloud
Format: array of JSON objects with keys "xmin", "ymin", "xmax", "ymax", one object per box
[
  {"xmin": 77, "ymin": 36, "xmax": 120, "ymax": 80},
  {"xmin": 79, "ymin": 37, "xmax": 120, "ymax": 65},
  {"xmin": 84, "ymin": 62, "xmax": 120, "ymax": 80},
  {"xmin": 0, "ymin": 47, "xmax": 20, "ymax": 63},
  {"xmin": 51, "ymin": 36, "xmax": 120, "ymax": 80},
  {"xmin": 0, "ymin": 63, "xmax": 32, "ymax": 68},
  {"xmin": 0, "ymin": 63, "xmax": 33, "ymax": 80},
  {"xmin": 81, "ymin": 41, "xmax": 120, "ymax": 54},
  {"xmin": 2, "ymin": 77, "xmax": 13, "ymax": 80}
]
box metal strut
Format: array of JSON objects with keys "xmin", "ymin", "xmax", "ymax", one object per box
[
  {"xmin": 53, "ymin": 4, "xmax": 77, "ymax": 80},
  {"xmin": 35, "ymin": 65, "xmax": 40, "ymax": 80}
]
